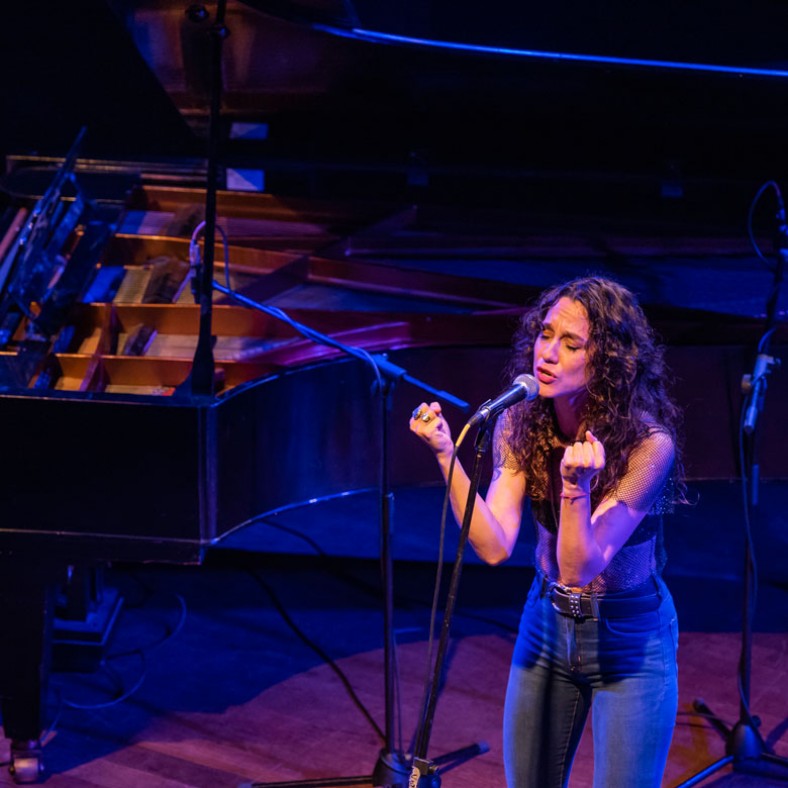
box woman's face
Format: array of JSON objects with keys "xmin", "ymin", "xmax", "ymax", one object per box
[{"xmin": 533, "ymin": 296, "xmax": 590, "ymax": 402}]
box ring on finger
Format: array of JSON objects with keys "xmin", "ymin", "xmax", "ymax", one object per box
[
  {"xmin": 412, "ymin": 406, "xmax": 425, "ymax": 420},
  {"xmin": 420, "ymin": 412, "xmax": 433, "ymax": 423}
]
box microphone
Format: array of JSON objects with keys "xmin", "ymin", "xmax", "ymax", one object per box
[
  {"xmin": 468, "ymin": 374, "xmax": 539, "ymax": 427},
  {"xmin": 742, "ymin": 352, "xmax": 779, "ymax": 434}
]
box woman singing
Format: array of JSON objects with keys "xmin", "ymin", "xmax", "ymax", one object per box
[{"xmin": 410, "ymin": 276, "xmax": 683, "ymax": 787}]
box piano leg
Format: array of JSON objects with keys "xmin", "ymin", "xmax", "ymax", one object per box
[{"xmin": 0, "ymin": 558, "xmax": 59, "ymax": 784}]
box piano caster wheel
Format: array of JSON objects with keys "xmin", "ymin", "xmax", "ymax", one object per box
[{"xmin": 9, "ymin": 740, "xmax": 44, "ymax": 784}]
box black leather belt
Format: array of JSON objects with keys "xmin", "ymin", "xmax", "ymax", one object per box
[{"xmin": 541, "ymin": 576, "xmax": 661, "ymax": 620}]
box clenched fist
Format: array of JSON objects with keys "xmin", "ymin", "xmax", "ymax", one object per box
[{"xmin": 560, "ymin": 430, "xmax": 605, "ymax": 491}]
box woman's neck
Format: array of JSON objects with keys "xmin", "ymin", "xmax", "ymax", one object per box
[{"xmin": 553, "ymin": 394, "xmax": 586, "ymax": 442}]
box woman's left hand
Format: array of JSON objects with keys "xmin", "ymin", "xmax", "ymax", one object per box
[{"xmin": 560, "ymin": 430, "xmax": 606, "ymax": 491}]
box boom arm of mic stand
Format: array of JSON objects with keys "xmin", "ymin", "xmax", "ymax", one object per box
[{"xmin": 371, "ymin": 354, "xmax": 470, "ymax": 412}]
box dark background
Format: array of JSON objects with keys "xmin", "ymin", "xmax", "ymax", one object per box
[{"xmin": 3, "ymin": 0, "xmax": 788, "ymax": 221}]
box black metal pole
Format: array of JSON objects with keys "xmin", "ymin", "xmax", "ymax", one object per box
[
  {"xmin": 241, "ymin": 371, "xmax": 404, "ymax": 788},
  {"xmin": 189, "ymin": 0, "xmax": 228, "ymax": 397},
  {"xmin": 370, "ymin": 375, "xmax": 410, "ymax": 787}
]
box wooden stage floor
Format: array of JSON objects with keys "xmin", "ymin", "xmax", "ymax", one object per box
[{"xmin": 0, "ymin": 554, "xmax": 785, "ymax": 787}]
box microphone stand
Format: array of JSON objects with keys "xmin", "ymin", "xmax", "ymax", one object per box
[
  {"xmin": 370, "ymin": 355, "xmax": 474, "ymax": 788},
  {"xmin": 217, "ymin": 285, "xmax": 487, "ymax": 788},
  {"xmin": 409, "ymin": 419, "xmax": 494, "ymax": 787},
  {"xmin": 182, "ymin": 0, "xmax": 227, "ymax": 398},
  {"xmin": 676, "ymin": 205, "xmax": 787, "ymax": 787}
]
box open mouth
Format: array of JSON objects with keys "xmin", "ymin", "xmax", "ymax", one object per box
[{"xmin": 536, "ymin": 366, "xmax": 556, "ymax": 384}]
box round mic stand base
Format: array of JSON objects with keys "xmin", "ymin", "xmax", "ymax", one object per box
[
  {"xmin": 371, "ymin": 748, "xmax": 410, "ymax": 786},
  {"xmin": 676, "ymin": 701, "xmax": 788, "ymax": 787}
]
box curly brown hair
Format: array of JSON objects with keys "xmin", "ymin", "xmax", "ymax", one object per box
[{"xmin": 505, "ymin": 276, "xmax": 683, "ymax": 504}]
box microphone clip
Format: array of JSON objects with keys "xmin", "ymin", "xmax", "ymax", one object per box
[{"xmin": 741, "ymin": 353, "xmax": 780, "ymax": 395}]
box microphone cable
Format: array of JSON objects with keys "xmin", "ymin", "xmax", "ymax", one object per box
[
  {"xmin": 746, "ymin": 179, "xmax": 783, "ymax": 274},
  {"xmin": 410, "ymin": 415, "xmax": 476, "ymax": 753}
]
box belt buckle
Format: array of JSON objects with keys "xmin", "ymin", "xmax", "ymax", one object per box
[
  {"xmin": 566, "ymin": 590, "xmax": 584, "ymax": 618},
  {"xmin": 551, "ymin": 584, "xmax": 599, "ymax": 619}
]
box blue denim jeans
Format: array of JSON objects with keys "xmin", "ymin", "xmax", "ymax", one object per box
[{"xmin": 503, "ymin": 575, "xmax": 679, "ymax": 788}]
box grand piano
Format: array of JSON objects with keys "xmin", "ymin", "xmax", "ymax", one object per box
[
  {"xmin": 0, "ymin": 137, "xmax": 541, "ymax": 780},
  {"xmin": 1, "ymin": 0, "xmax": 788, "ymax": 783}
]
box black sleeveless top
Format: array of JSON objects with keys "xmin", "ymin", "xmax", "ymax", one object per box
[{"xmin": 499, "ymin": 422, "xmax": 676, "ymax": 594}]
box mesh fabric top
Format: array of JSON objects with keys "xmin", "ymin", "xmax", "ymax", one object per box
[{"xmin": 498, "ymin": 418, "xmax": 675, "ymax": 594}]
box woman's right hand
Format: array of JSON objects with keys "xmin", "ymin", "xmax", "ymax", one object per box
[{"xmin": 409, "ymin": 401, "xmax": 454, "ymax": 458}]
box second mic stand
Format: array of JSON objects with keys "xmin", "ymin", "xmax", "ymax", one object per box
[
  {"xmin": 675, "ymin": 395, "xmax": 788, "ymax": 786},
  {"xmin": 676, "ymin": 200, "xmax": 787, "ymax": 787},
  {"xmin": 409, "ymin": 419, "xmax": 494, "ymax": 786}
]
